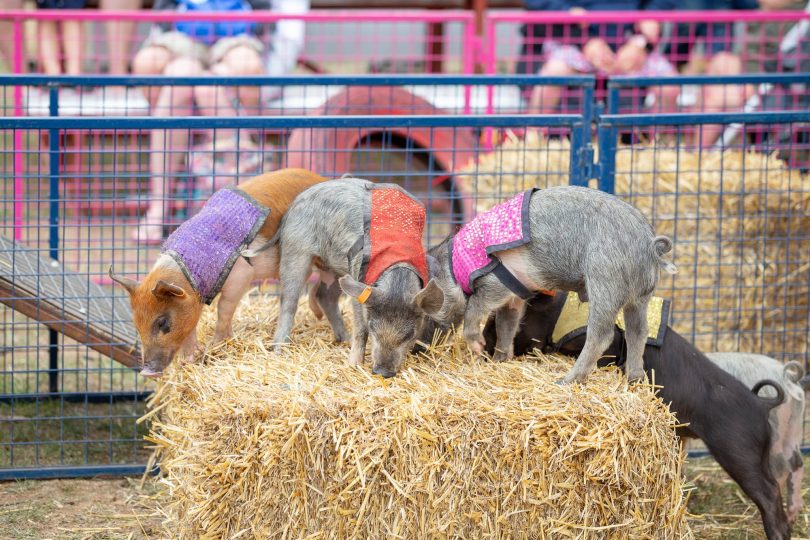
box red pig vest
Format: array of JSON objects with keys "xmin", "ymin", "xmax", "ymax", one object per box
[{"xmin": 347, "ymin": 183, "xmax": 428, "ymax": 287}]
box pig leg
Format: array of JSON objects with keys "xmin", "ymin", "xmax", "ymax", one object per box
[
  {"xmin": 272, "ymin": 252, "xmax": 313, "ymax": 352},
  {"xmin": 707, "ymin": 437, "xmax": 790, "ymax": 540},
  {"xmin": 314, "ymin": 279, "xmax": 349, "ymax": 343},
  {"xmin": 307, "ymin": 282, "xmax": 325, "ymax": 320},
  {"xmin": 178, "ymin": 328, "xmax": 201, "ymax": 363},
  {"xmin": 463, "ymin": 278, "xmax": 512, "ymax": 357},
  {"xmin": 621, "ymin": 297, "xmax": 649, "ymax": 382},
  {"xmin": 492, "ymin": 297, "xmax": 526, "ymax": 362},
  {"xmin": 213, "ymin": 257, "xmax": 255, "ymax": 343},
  {"xmin": 560, "ymin": 287, "xmax": 622, "ymax": 384},
  {"xmin": 784, "ymin": 449, "xmax": 803, "ymax": 524},
  {"xmin": 348, "ymin": 300, "xmax": 368, "ymax": 366}
]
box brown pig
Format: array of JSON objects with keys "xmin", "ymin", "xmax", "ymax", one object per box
[{"xmin": 109, "ymin": 168, "xmax": 344, "ymax": 378}]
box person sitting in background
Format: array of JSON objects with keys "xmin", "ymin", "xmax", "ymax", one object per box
[
  {"xmin": 36, "ymin": 0, "xmax": 85, "ymax": 78},
  {"xmin": 662, "ymin": 0, "xmax": 759, "ymax": 146},
  {"xmin": 130, "ymin": 0, "xmax": 308, "ymax": 243},
  {"xmin": 525, "ymin": 0, "xmax": 680, "ymax": 114}
]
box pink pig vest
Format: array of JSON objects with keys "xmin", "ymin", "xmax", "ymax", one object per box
[{"xmin": 451, "ymin": 189, "xmax": 537, "ymax": 298}]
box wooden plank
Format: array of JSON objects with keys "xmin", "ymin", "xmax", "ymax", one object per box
[{"xmin": 0, "ymin": 236, "xmax": 140, "ymax": 369}]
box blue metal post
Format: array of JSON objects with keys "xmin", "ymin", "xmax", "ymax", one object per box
[
  {"xmin": 596, "ymin": 123, "xmax": 617, "ymax": 194},
  {"xmin": 569, "ymin": 121, "xmax": 587, "ymax": 187},
  {"xmin": 48, "ymin": 85, "xmax": 60, "ymax": 394},
  {"xmin": 607, "ymin": 85, "xmax": 620, "ymax": 115}
]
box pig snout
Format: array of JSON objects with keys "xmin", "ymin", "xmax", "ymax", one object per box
[
  {"xmin": 139, "ymin": 350, "xmax": 175, "ymax": 379},
  {"xmin": 371, "ymin": 365, "xmax": 397, "ymax": 379},
  {"xmin": 140, "ymin": 366, "xmax": 163, "ymax": 379}
]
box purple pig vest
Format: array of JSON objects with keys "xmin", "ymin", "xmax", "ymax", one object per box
[
  {"xmin": 162, "ymin": 187, "xmax": 269, "ymax": 304},
  {"xmin": 451, "ymin": 189, "xmax": 537, "ymax": 297}
]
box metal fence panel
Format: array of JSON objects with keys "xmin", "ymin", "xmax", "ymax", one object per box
[{"xmin": 0, "ymin": 108, "xmax": 583, "ymax": 478}]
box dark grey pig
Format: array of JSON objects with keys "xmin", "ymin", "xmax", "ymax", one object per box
[
  {"xmin": 258, "ymin": 177, "xmax": 441, "ymax": 377},
  {"xmin": 415, "ymin": 185, "xmax": 677, "ymax": 384}
]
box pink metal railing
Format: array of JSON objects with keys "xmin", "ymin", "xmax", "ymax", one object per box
[
  {"xmin": 2, "ymin": 9, "xmax": 477, "ymax": 77},
  {"xmin": 484, "ymin": 10, "xmax": 810, "ymax": 113}
]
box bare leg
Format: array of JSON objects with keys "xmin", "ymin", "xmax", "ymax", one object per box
[
  {"xmin": 134, "ymin": 56, "xmax": 203, "ymax": 243},
  {"xmin": 528, "ymin": 59, "xmax": 574, "ymax": 114},
  {"xmin": 99, "ymin": 0, "xmax": 142, "ymax": 75},
  {"xmin": 348, "ymin": 300, "xmax": 368, "ymax": 366},
  {"xmin": 695, "ymin": 52, "xmax": 746, "ymax": 147},
  {"xmin": 195, "ymin": 45, "xmax": 265, "ymax": 145},
  {"xmin": 621, "ymin": 298, "xmax": 649, "ymax": 382},
  {"xmin": 0, "ymin": 0, "xmax": 23, "ymax": 72},
  {"xmin": 131, "ymin": 45, "xmax": 173, "ymax": 107},
  {"xmin": 38, "ymin": 21, "xmax": 62, "ymax": 75},
  {"xmin": 492, "ymin": 296, "xmax": 525, "ymax": 362},
  {"xmin": 61, "ymin": 20, "xmax": 82, "ymax": 75}
]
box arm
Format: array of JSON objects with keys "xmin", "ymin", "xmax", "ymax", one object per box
[{"xmin": 265, "ymin": 0, "xmax": 308, "ymax": 76}]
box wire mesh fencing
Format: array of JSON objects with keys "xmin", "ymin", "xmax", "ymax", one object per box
[{"xmin": 0, "ymin": 110, "xmax": 583, "ymax": 478}]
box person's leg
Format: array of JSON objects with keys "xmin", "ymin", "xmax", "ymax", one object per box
[
  {"xmin": 134, "ymin": 56, "xmax": 203, "ymax": 243},
  {"xmin": 528, "ymin": 58, "xmax": 576, "ymax": 114},
  {"xmin": 195, "ymin": 41, "xmax": 264, "ymax": 117},
  {"xmin": 99, "ymin": 0, "xmax": 141, "ymax": 75},
  {"xmin": 192, "ymin": 42, "xmax": 264, "ymax": 178},
  {"xmin": 0, "ymin": 0, "xmax": 23, "ymax": 72},
  {"xmin": 61, "ymin": 20, "xmax": 82, "ymax": 75},
  {"xmin": 38, "ymin": 21, "xmax": 63, "ymax": 75},
  {"xmin": 131, "ymin": 45, "xmax": 173, "ymax": 107},
  {"xmin": 696, "ymin": 51, "xmax": 747, "ymax": 147}
]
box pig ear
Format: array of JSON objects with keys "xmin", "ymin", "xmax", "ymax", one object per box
[
  {"xmin": 338, "ymin": 275, "xmax": 375, "ymax": 305},
  {"xmin": 152, "ymin": 280, "xmax": 186, "ymax": 299},
  {"xmin": 108, "ymin": 265, "xmax": 139, "ymax": 295},
  {"xmin": 414, "ymin": 279, "xmax": 444, "ymax": 317}
]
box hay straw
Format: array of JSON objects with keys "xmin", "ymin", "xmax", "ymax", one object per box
[
  {"xmin": 456, "ymin": 134, "xmax": 810, "ymax": 356},
  {"xmin": 147, "ymin": 295, "xmax": 691, "ymax": 539}
]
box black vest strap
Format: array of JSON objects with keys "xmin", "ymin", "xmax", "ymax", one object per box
[{"xmin": 491, "ymin": 260, "xmax": 534, "ymax": 300}]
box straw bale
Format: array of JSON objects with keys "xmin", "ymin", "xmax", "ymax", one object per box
[
  {"xmin": 456, "ymin": 134, "xmax": 810, "ymax": 356},
  {"xmin": 146, "ymin": 296, "xmax": 692, "ymax": 539}
]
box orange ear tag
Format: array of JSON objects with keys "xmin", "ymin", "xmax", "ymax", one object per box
[{"xmin": 356, "ymin": 286, "xmax": 373, "ymax": 305}]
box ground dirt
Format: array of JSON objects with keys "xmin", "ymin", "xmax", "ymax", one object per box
[{"xmin": 0, "ymin": 455, "xmax": 807, "ymax": 539}]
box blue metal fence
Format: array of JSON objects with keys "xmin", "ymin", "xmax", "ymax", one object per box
[{"xmin": 1, "ymin": 75, "xmax": 808, "ymax": 478}]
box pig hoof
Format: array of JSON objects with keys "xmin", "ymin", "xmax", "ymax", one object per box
[
  {"xmin": 626, "ymin": 369, "xmax": 647, "ymax": 383},
  {"xmin": 348, "ymin": 350, "xmax": 364, "ymax": 366},
  {"xmin": 333, "ymin": 329, "xmax": 350, "ymax": 344},
  {"xmin": 466, "ymin": 338, "xmax": 485, "ymax": 356},
  {"xmin": 558, "ymin": 370, "xmax": 586, "ymax": 385},
  {"xmin": 492, "ymin": 350, "xmax": 512, "ymax": 363}
]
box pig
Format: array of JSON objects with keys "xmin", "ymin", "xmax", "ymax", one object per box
[
  {"xmin": 109, "ymin": 168, "xmax": 342, "ymax": 378},
  {"xmin": 258, "ymin": 177, "xmax": 441, "ymax": 377},
  {"xmin": 481, "ymin": 292, "xmax": 791, "ymax": 540},
  {"xmin": 415, "ymin": 185, "xmax": 677, "ymax": 384},
  {"xmin": 706, "ymin": 352, "xmax": 806, "ymax": 526}
]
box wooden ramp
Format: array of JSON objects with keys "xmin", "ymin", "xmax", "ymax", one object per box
[{"xmin": 0, "ymin": 235, "xmax": 140, "ymax": 368}]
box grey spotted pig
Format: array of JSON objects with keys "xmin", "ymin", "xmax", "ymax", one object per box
[
  {"xmin": 416, "ymin": 185, "xmax": 677, "ymax": 384},
  {"xmin": 251, "ymin": 177, "xmax": 441, "ymax": 377}
]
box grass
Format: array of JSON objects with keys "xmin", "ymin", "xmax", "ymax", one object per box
[
  {"xmin": 687, "ymin": 455, "xmax": 810, "ymax": 539},
  {"xmin": 0, "ymin": 399, "xmax": 151, "ymax": 469}
]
